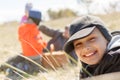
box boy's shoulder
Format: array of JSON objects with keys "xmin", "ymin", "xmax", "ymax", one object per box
[{"xmin": 107, "ymin": 35, "xmax": 120, "ymax": 51}]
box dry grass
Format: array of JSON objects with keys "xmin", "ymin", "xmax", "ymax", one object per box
[{"xmin": 0, "ymin": 12, "xmax": 120, "ymax": 80}]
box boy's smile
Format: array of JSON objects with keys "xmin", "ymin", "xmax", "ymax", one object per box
[
  {"xmin": 73, "ymin": 27, "xmax": 108, "ymax": 65},
  {"xmin": 83, "ymin": 51, "xmax": 96, "ymax": 57}
]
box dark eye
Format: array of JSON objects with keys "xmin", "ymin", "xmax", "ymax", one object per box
[
  {"xmin": 74, "ymin": 42, "xmax": 82, "ymax": 48},
  {"xmin": 89, "ymin": 37, "xmax": 96, "ymax": 42}
]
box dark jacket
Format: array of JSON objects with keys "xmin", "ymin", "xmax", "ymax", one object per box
[
  {"xmin": 39, "ymin": 25, "xmax": 68, "ymax": 51},
  {"xmin": 39, "ymin": 25, "xmax": 78, "ymax": 62},
  {"xmin": 80, "ymin": 35, "xmax": 120, "ymax": 79}
]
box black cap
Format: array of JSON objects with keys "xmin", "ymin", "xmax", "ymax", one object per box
[
  {"xmin": 29, "ymin": 10, "xmax": 42, "ymax": 25},
  {"xmin": 29, "ymin": 10, "xmax": 42, "ymax": 20},
  {"xmin": 64, "ymin": 15, "xmax": 112, "ymax": 53}
]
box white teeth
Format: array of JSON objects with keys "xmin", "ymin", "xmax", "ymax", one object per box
[{"xmin": 85, "ymin": 53, "xmax": 94, "ymax": 57}]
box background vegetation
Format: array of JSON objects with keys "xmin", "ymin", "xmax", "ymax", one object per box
[{"xmin": 47, "ymin": 9, "xmax": 77, "ymax": 20}]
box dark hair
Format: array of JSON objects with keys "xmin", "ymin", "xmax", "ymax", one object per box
[{"xmin": 29, "ymin": 17, "xmax": 41, "ymax": 25}]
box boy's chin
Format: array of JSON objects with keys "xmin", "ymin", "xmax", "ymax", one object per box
[{"xmin": 85, "ymin": 60, "xmax": 100, "ymax": 65}]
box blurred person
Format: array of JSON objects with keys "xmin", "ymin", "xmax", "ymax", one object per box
[
  {"xmin": 0, "ymin": 10, "xmax": 47, "ymax": 77},
  {"xmin": 39, "ymin": 25, "xmax": 78, "ymax": 64},
  {"xmin": 20, "ymin": 2, "xmax": 33, "ymax": 24},
  {"xmin": 64, "ymin": 15, "xmax": 120, "ymax": 79},
  {"xmin": 18, "ymin": 10, "xmax": 47, "ymax": 74},
  {"xmin": 39, "ymin": 25, "xmax": 69, "ymax": 51}
]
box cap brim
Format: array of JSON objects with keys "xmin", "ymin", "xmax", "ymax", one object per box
[{"xmin": 64, "ymin": 26, "xmax": 96, "ymax": 53}]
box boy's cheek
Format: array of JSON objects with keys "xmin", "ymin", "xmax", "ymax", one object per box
[{"xmin": 75, "ymin": 50, "xmax": 81, "ymax": 58}]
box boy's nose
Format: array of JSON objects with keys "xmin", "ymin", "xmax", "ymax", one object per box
[{"xmin": 83, "ymin": 44, "xmax": 92, "ymax": 52}]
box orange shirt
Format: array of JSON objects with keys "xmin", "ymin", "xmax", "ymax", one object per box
[{"xmin": 18, "ymin": 23, "xmax": 47, "ymax": 57}]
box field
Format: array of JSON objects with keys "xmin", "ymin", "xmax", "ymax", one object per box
[{"xmin": 0, "ymin": 12, "xmax": 120, "ymax": 80}]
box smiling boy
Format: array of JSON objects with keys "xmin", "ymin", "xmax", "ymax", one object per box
[
  {"xmin": 73, "ymin": 27, "xmax": 108, "ymax": 65},
  {"xmin": 64, "ymin": 15, "xmax": 120, "ymax": 79}
]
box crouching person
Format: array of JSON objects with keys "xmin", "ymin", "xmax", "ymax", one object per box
[{"xmin": 18, "ymin": 10, "xmax": 47, "ymax": 74}]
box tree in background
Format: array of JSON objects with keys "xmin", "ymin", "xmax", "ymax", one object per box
[
  {"xmin": 47, "ymin": 9, "xmax": 77, "ymax": 20},
  {"xmin": 77, "ymin": 0, "xmax": 93, "ymax": 14},
  {"xmin": 76, "ymin": 0, "xmax": 120, "ymax": 14}
]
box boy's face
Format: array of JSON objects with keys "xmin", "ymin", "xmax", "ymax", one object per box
[{"xmin": 73, "ymin": 28, "xmax": 108, "ymax": 65}]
